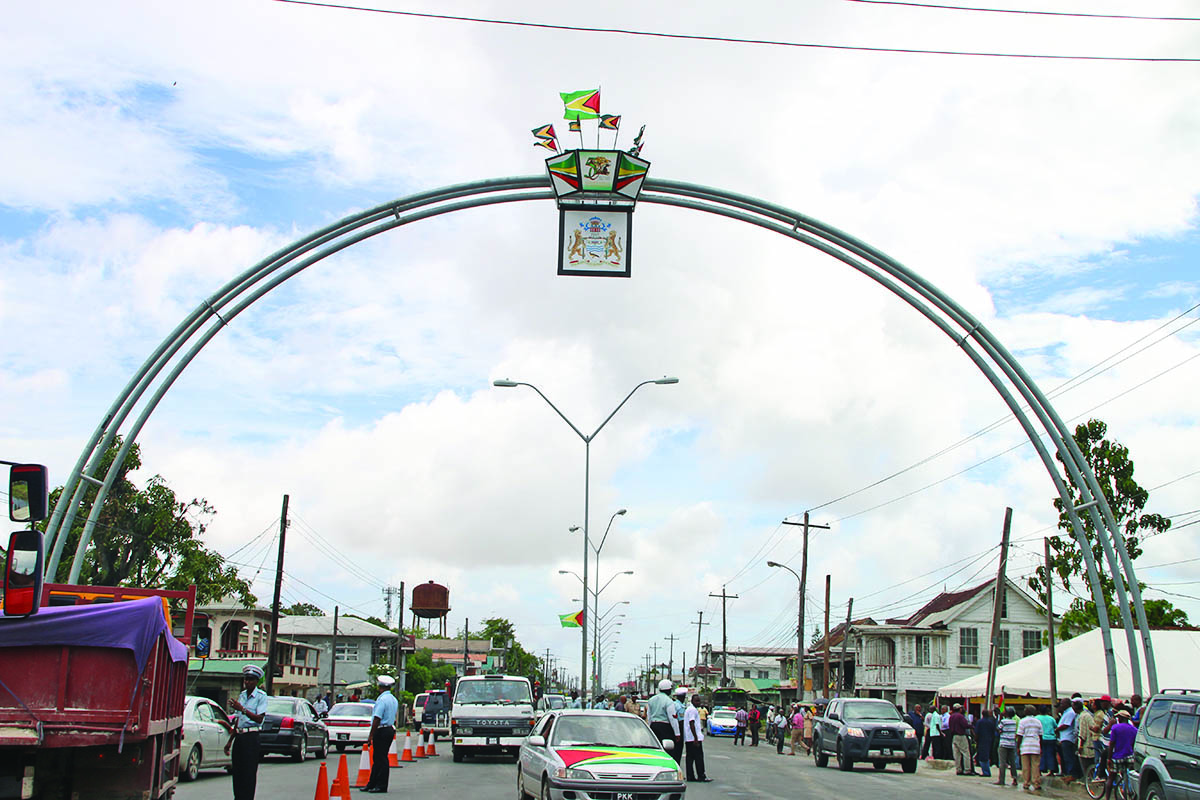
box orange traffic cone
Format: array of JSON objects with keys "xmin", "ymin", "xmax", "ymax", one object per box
[
  {"xmin": 330, "ymin": 753, "xmax": 351, "ymax": 800},
  {"xmin": 399, "ymin": 730, "xmax": 414, "ymax": 763},
  {"xmin": 426, "ymin": 731, "xmax": 438, "ymax": 757},
  {"xmin": 415, "ymin": 729, "xmax": 427, "ymax": 759},
  {"xmin": 353, "ymin": 741, "xmax": 372, "ymax": 788},
  {"xmin": 314, "ymin": 761, "xmax": 330, "ymax": 800}
]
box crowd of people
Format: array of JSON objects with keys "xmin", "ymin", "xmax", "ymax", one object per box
[{"xmin": 903, "ymin": 693, "xmax": 1143, "ymax": 794}]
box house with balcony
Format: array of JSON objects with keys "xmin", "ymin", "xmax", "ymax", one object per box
[{"xmin": 803, "ymin": 577, "xmax": 1052, "ymax": 709}]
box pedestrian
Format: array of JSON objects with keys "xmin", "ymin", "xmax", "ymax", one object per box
[
  {"xmin": 766, "ymin": 705, "xmax": 775, "ymax": 745},
  {"xmin": 569, "ymin": 689, "xmax": 582, "ymax": 709},
  {"xmin": 684, "ymin": 694, "xmax": 713, "ymax": 782},
  {"xmin": 624, "ymin": 694, "xmax": 639, "ymax": 715},
  {"xmin": 224, "ymin": 664, "xmax": 268, "ymax": 800},
  {"xmin": 698, "ymin": 702, "xmax": 708, "ymax": 726},
  {"xmin": 1103, "ymin": 709, "xmax": 1137, "ymax": 800},
  {"xmin": 789, "ymin": 705, "xmax": 803, "ymax": 755},
  {"xmin": 939, "ymin": 704, "xmax": 952, "ymax": 759},
  {"xmin": 648, "ymin": 680, "xmax": 680, "ymax": 763},
  {"xmin": 673, "ymin": 688, "xmax": 689, "ymax": 760},
  {"xmin": 1077, "ymin": 698, "xmax": 1096, "ymax": 782},
  {"xmin": 774, "ymin": 707, "xmax": 788, "ymax": 755},
  {"xmin": 1128, "ymin": 694, "xmax": 1143, "ymax": 727},
  {"xmin": 733, "ymin": 704, "xmax": 748, "ymax": 745},
  {"xmin": 948, "ymin": 703, "xmax": 974, "ymax": 775},
  {"xmin": 361, "ymin": 674, "xmax": 398, "ymax": 794},
  {"xmin": 1037, "ymin": 705, "xmax": 1059, "ymax": 776},
  {"xmin": 1016, "ymin": 704, "xmax": 1044, "ymax": 792},
  {"xmin": 803, "ymin": 706, "xmax": 815, "ymax": 755},
  {"xmin": 974, "ymin": 708, "xmax": 997, "ymax": 777},
  {"xmin": 747, "ymin": 704, "xmax": 761, "ymax": 746},
  {"xmin": 1093, "ymin": 694, "xmax": 1114, "ymax": 777},
  {"xmin": 924, "ymin": 704, "xmax": 940, "ymax": 759},
  {"xmin": 1057, "ymin": 697, "xmax": 1082, "ymax": 783},
  {"xmin": 314, "ymin": 694, "xmax": 329, "ymax": 718},
  {"xmin": 907, "ymin": 704, "xmax": 924, "ymax": 756},
  {"xmin": 995, "ymin": 707, "xmax": 1019, "ymax": 787}
]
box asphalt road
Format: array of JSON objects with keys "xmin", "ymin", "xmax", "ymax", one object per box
[{"xmin": 175, "ymin": 735, "xmax": 1075, "ymax": 799}]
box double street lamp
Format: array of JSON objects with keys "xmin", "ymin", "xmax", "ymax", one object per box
[{"xmin": 496, "ymin": 376, "xmax": 678, "ymax": 698}]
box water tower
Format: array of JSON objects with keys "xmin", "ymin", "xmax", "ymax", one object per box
[{"xmin": 411, "ymin": 581, "xmax": 450, "ymax": 636}]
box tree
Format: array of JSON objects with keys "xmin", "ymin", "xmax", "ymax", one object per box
[
  {"xmin": 1059, "ymin": 597, "xmax": 1191, "ymax": 638},
  {"xmin": 405, "ymin": 648, "xmax": 456, "ymax": 694},
  {"xmin": 479, "ymin": 617, "xmax": 543, "ymax": 681},
  {"xmin": 46, "ymin": 439, "xmax": 254, "ymax": 606},
  {"xmin": 1027, "ymin": 419, "xmax": 1177, "ymax": 637},
  {"xmin": 283, "ymin": 602, "xmax": 324, "ymax": 616}
]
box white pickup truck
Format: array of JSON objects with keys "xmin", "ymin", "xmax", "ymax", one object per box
[{"xmin": 451, "ymin": 674, "xmax": 536, "ymax": 762}]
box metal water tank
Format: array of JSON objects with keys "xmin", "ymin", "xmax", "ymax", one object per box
[{"xmin": 411, "ymin": 581, "xmax": 450, "ymax": 619}]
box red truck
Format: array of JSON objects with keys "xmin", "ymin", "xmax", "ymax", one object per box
[{"xmin": 1, "ymin": 463, "xmax": 195, "ymax": 800}]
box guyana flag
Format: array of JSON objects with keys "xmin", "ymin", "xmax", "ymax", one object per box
[
  {"xmin": 531, "ymin": 124, "xmax": 556, "ymax": 141},
  {"xmin": 534, "ymin": 139, "xmax": 557, "ymax": 151},
  {"xmin": 568, "ymin": 119, "xmax": 581, "ymax": 132},
  {"xmin": 599, "ymin": 114, "xmax": 621, "ymax": 131},
  {"xmin": 561, "ymin": 89, "xmax": 601, "ymax": 120},
  {"xmin": 559, "ymin": 610, "xmax": 584, "ymax": 628}
]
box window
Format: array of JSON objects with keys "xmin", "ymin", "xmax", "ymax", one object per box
[
  {"xmin": 195, "ymin": 702, "xmax": 214, "ymax": 722},
  {"xmin": 997, "ymin": 630, "xmax": 1010, "ymax": 666},
  {"xmin": 959, "ymin": 628, "xmax": 979, "ymax": 666},
  {"xmin": 1143, "ymin": 700, "xmax": 1171, "ymax": 739},
  {"xmin": 757, "ymin": 670, "xmax": 770, "ymax": 679},
  {"xmin": 1169, "ymin": 712, "xmax": 1198, "ymax": 745},
  {"xmin": 1022, "ymin": 630, "xmax": 1041, "ymax": 658},
  {"xmin": 1001, "ymin": 586, "xmax": 1008, "ymax": 618},
  {"xmin": 335, "ymin": 642, "xmax": 358, "ymax": 662},
  {"xmin": 916, "ymin": 636, "xmax": 931, "ymax": 667}
]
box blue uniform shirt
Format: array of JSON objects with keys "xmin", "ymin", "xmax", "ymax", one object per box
[
  {"xmin": 234, "ymin": 687, "xmax": 268, "ymax": 730},
  {"xmin": 373, "ymin": 690, "xmax": 398, "ymax": 727}
]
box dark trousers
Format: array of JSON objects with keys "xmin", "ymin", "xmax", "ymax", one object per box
[
  {"xmin": 1061, "ymin": 740, "xmax": 1079, "ymax": 778},
  {"xmin": 776, "ymin": 727, "xmax": 786, "ymax": 754},
  {"xmin": 749, "ymin": 722, "xmax": 760, "ymax": 746},
  {"xmin": 921, "ymin": 733, "xmax": 932, "ymax": 758},
  {"xmin": 1041, "ymin": 740, "xmax": 1058, "ymax": 774},
  {"xmin": 686, "ymin": 740, "xmax": 707, "ymax": 780},
  {"xmin": 733, "ymin": 725, "xmax": 746, "ymax": 745},
  {"xmin": 231, "ymin": 731, "xmax": 260, "ymax": 800},
  {"xmin": 366, "ymin": 726, "xmax": 396, "ymax": 791},
  {"xmin": 650, "ymin": 722, "xmax": 676, "ymax": 759}
]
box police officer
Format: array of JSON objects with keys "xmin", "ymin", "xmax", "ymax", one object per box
[
  {"xmin": 225, "ymin": 664, "xmax": 268, "ymax": 800},
  {"xmin": 362, "ymin": 675, "xmax": 398, "ymax": 793},
  {"xmin": 647, "ymin": 680, "xmax": 679, "ymax": 760}
]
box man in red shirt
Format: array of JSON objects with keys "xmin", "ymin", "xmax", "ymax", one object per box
[{"xmin": 947, "ymin": 703, "xmax": 975, "ymax": 775}]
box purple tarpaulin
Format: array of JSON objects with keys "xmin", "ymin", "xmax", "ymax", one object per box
[{"xmin": 0, "ymin": 595, "xmax": 188, "ymax": 674}]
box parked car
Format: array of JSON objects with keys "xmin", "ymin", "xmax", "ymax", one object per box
[
  {"xmin": 517, "ymin": 709, "xmax": 685, "ymax": 800},
  {"xmin": 324, "ymin": 701, "xmax": 376, "ymax": 752},
  {"xmin": 420, "ymin": 689, "xmax": 451, "ymax": 740},
  {"xmin": 181, "ymin": 695, "xmax": 234, "ymax": 781},
  {"xmin": 259, "ymin": 696, "xmax": 329, "ymax": 762},
  {"xmin": 707, "ymin": 708, "xmax": 738, "ymax": 737},
  {"xmin": 1131, "ymin": 688, "xmax": 1200, "ymax": 800},
  {"xmin": 413, "ymin": 692, "xmax": 429, "ymax": 720},
  {"xmin": 812, "ymin": 697, "xmax": 918, "ymax": 773},
  {"xmin": 537, "ymin": 694, "xmax": 567, "ymax": 714}
]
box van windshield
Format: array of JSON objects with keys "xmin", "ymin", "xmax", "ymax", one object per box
[{"xmin": 456, "ymin": 680, "xmax": 532, "ymax": 705}]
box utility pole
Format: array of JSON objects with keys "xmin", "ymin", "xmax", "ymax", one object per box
[
  {"xmin": 397, "ymin": 581, "xmax": 406, "ymax": 695},
  {"xmin": 782, "ymin": 513, "xmax": 830, "ymax": 701},
  {"xmin": 1045, "ymin": 538, "xmax": 1058, "ymax": 708},
  {"xmin": 691, "ymin": 611, "xmax": 710, "ymax": 689},
  {"xmin": 464, "ymin": 618, "xmax": 470, "ymax": 676},
  {"xmin": 985, "ymin": 508, "xmax": 1013, "ymax": 710},
  {"xmin": 265, "ymin": 494, "xmax": 289, "ymax": 695},
  {"xmin": 709, "ymin": 586, "xmax": 738, "ymax": 686},
  {"xmin": 837, "ymin": 598, "xmax": 853, "ymax": 696},
  {"xmin": 330, "ymin": 605, "xmax": 339, "ymax": 698},
  {"xmin": 664, "ymin": 634, "xmax": 678, "ymax": 683},
  {"xmin": 823, "ymin": 575, "xmax": 831, "ymax": 699}
]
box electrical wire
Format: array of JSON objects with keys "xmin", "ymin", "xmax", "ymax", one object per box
[
  {"xmin": 843, "ymin": 0, "xmax": 1200, "ymax": 22},
  {"xmin": 270, "ymin": 0, "xmax": 1200, "ymax": 62}
]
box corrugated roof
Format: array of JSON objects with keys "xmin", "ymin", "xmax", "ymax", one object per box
[
  {"xmin": 278, "ymin": 615, "xmax": 397, "ymax": 638},
  {"xmin": 188, "ymin": 657, "xmax": 267, "ymax": 675},
  {"xmin": 887, "ymin": 579, "xmax": 992, "ymax": 626}
]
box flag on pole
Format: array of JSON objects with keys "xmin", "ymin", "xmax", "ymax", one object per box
[
  {"xmin": 560, "ymin": 89, "xmax": 601, "ymax": 120},
  {"xmin": 534, "ymin": 139, "xmax": 557, "ymax": 151},
  {"xmin": 568, "ymin": 119, "xmax": 581, "ymax": 132},
  {"xmin": 531, "ymin": 124, "xmax": 557, "ymax": 141},
  {"xmin": 599, "ymin": 114, "xmax": 621, "ymax": 131},
  {"xmin": 559, "ymin": 610, "xmax": 584, "ymax": 628},
  {"xmin": 633, "ymin": 124, "xmax": 645, "ymax": 146}
]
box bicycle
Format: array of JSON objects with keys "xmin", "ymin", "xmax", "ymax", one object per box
[{"xmin": 1085, "ymin": 755, "xmax": 1133, "ymax": 800}]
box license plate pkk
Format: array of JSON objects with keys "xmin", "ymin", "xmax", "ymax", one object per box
[{"xmin": 616, "ymin": 794, "xmax": 635, "ymax": 800}]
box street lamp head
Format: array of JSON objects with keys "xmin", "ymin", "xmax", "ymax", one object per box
[
  {"xmin": 767, "ymin": 560, "xmax": 780, "ymax": 568},
  {"xmin": 622, "ymin": 570, "xmax": 634, "ymax": 575},
  {"xmin": 616, "ymin": 508, "xmax": 627, "ymax": 516},
  {"xmin": 493, "ymin": 379, "xmax": 519, "ymax": 387},
  {"xmin": 569, "ymin": 525, "xmax": 581, "ymax": 532},
  {"xmin": 653, "ymin": 377, "xmax": 679, "ymax": 385},
  {"xmin": 558, "ymin": 570, "xmax": 570, "ymax": 575}
]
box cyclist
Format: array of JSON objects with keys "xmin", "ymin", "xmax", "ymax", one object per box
[{"xmin": 1103, "ymin": 709, "xmax": 1137, "ymax": 799}]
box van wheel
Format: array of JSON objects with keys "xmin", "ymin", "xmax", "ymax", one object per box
[{"xmin": 452, "ymin": 746, "xmax": 464, "ymax": 763}]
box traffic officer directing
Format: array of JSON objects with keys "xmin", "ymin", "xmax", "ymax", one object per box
[
  {"xmin": 647, "ymin": 679, "xmax": 679, "ymax": 759},
  {"xmin": 361, "ymin": 674, "xmax": 398, "ymax": 793},
  {"xmin": 225, "ymin": 663, "xmax": 268, "ymax": 800}
]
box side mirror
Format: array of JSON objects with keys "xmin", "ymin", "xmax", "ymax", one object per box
[
  {"xmin": 527, "ymin": 735, "xmax": 546, "ymax": 747},
  {"xmin": 4, "ymin": 529, "xmax": 45, "ymax": 617},
  {"xmin": 661, "ymin": 738, "xmax": 675, "ymax": 751},
  {"xmin": 9, "ymin": 465, "xmax": 49, "ymax": 523}
]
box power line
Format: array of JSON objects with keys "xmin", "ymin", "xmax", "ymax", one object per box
[
  {"xmin": 843, "ymin": 0, "xmax": 1200, "ymax": 22},
  {"xmin": 270, "ymin": 0, "xmax": 1200, "ymax": 62}
]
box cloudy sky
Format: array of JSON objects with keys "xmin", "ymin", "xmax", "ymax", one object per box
[{"xmin": 2, "ymin": 0, "xmax": 1198, "ymax": 692}]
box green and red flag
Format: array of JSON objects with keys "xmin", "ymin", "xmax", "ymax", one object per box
[
  {"xmin": 599, "ymin": 114, "xmax": 621, "ymax": 131},
  {"xmin": 534, "ymin": 139, "xmax": 557, "ymax": 151},
  {"xmin": 531, "ymin": 123, "xmax": 556, "ymax": 141},
  {"xmin": 559, "ymin": 610, "xmax": 584, "ymax": 628},
  {"xmin": 561, "ymin": 89, "xmax": 601, "ymax": 120},
  {"xmin": 568, "ymin": 119, "xmax": 581, "ymax": 132}
]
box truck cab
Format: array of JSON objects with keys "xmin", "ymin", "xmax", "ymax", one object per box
[{"xmin": 450, "ymin": 674, "xmax": 535, "ymax": 762}]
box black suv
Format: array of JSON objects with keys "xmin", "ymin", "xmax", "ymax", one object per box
[
  {"xmin": 1131, "ymin": 689, "xmax": 1200, "ymax": 800},
  {"xmin": 813, "ymin": 697, "xmax": 919, "ymax": 773}
]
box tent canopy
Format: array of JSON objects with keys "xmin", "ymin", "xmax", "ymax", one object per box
[{"xmin": 938, "ymin": 628, "xmax": 1200, "ymax": 700}]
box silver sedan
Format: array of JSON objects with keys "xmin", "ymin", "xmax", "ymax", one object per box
[{"xmin": 181, "ymin": 695, "xmax": 234, "ymax": 781}]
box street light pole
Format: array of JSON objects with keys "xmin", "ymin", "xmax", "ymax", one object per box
[
  {"xmin": 495, "ymin": 377, "xmax": 677, "ymax": 699},
  {"xmin": 590, "ymin": 509, "xmax": 626, "ymax": 696},
  {"xmin": 768, "ymin": 559, "xmax": 804, "ymax": 704}
]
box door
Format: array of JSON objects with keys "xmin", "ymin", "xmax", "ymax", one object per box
[
  {"xmin": 1165, "ymin": 708, "xmax": 1200, "ymax": 800},
  {"xmin": 526, "ymin": 713, "xmax": 555, "ymax": 785}
]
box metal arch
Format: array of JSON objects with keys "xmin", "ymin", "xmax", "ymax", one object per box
[{"xmin": 44, "ymin": 174, "xmax": 1154, "ymax": 696}]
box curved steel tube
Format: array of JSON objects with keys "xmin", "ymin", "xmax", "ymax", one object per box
[{"xmin": 46, "ymin": 174, "xmax": 1153, "ymax": 694}]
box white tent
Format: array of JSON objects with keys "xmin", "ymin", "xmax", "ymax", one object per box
[{"xmin": 938, "ymin": 629, "xmax": 1200, "ymax": 700}]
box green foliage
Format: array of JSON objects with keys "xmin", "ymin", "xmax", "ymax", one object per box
[
  {"xmin": 480, "ymin": 617, "xmax": 542, "ymax": 680},
  {"xmin": 1059, "ymin": 597, "xmax": 1190, "ymax": 639},
  {"xmin": 364, "ymin": 662, "xmax": 400, "ymax": 699},
  {"xmin": 47, "ymin": 439, "xmax": 254, "ymax": 606},
  {"xmin": 283, "ymin": 602, "xmax": 324, "ymax": 616}
]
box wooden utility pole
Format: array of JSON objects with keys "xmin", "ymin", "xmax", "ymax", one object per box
[
  {"xmin": 265, "ymin": 494, "xmax": 289, "ymax": 695},
  {"xmin": 1045, "ymin": 538, "xmax": 1059, "ymax": 708},
  {"xmin": 464, "ymin": 618, "xmax": 470, "ymax": 675},
  {"xmin": 823, "ymin": 575, "xmax": 831, "ymax": 699},
  {"xmin": 691, "ymin": 611, "xmax": 710, "ymax": 689},
  {"xmin": 397, "ymin": 581, "xmax": 406, "ymax": 693},
  {"xmin": 782, "ymin": 513, "xmax": 830, "ymax": 701},
  {"xmin": 709, "ymin": 586, "xmax": 738, "ymax": 686},
  {"xmin": 664, "ymin": 633, "xmax": 678, "ymax": 682},
  {"xmin": 329, "ymin": 605, "xmax": 339, "ymax": 698},
  {"xmin": 985, "ymin": 508, "xmax": 1013, "ymax": 710},
  {"xmin": 837, "ymin": 598, "xmax": 853, "ymax": 696}
]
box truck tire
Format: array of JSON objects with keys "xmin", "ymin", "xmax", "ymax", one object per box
[
  {"xmin": 183, "ymin": 745, "xmax": 201, "ymax": 781},
  {"xmin": 902, "ymin": 758, "xmax": 918, "ymax": 773},
  {"xmin": 452, "ymin": 745, "xmax": 464, "ymax": 763},
  {"xmin": 814, "ymin": 737, "xmax": 829, "ymax": 768},
  {"xmin": 873, "ymin": 761, "xmax": 887, "ymax": 770},
  {"xmin": 837, "ymin": 740, "xmax": 854, "ymax": 771}
]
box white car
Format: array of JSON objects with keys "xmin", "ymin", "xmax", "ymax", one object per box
[
  {"xmin": 181, "ymin": 695, "xmax": 234, "ymax": 781},
  {"xmin": 324, "ymin": 701, "xmax": 376, "ymax": 752}
]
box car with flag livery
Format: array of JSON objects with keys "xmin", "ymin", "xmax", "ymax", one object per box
[{"xmin": 517, "ymin": 709, "xmax": 685, "ymax": 800}]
